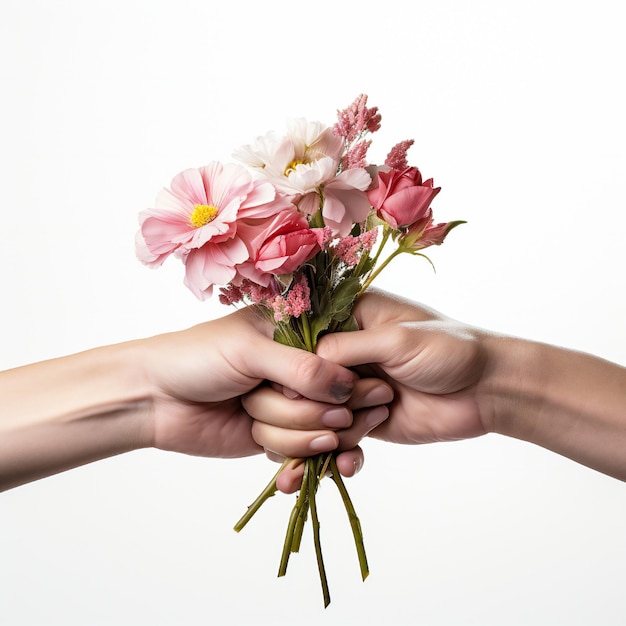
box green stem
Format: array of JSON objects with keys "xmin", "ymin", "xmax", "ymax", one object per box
[
  {"xmin": 370, "ymin": 226, "xmax": 392, "ymax": 268},
  {"xmin": 233, "ymin": 459, "xmax": 289, "ymax": 532},
  {"xmin": 300, "ymin": 312, "xmax": 314, "ymax": 352},
  {"xmin": 330, "ymin": 455, "xmax": 369, "ymax": 581},
  {"xmin": 291, "ymin": 501, "xmax": 308, "ymax": 553},
  {"xmin": 361, "ymin": 248, "xmax": 403, "ymax": 293},
  {"xmin": 278, "ymin": 463, "xmax": 311, "ymax": 576},
  {"xmin": 308, "ymin": 458, "xmax": 331, "ymax": 608}
]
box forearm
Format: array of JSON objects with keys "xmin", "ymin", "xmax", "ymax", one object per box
[
  {"xmin": 483, "ymin": 335, "xmax": 626, "ymax": 480},
  {"xmin": 0, "ymin": 343, "xmax": 153, "ymax": 491}
]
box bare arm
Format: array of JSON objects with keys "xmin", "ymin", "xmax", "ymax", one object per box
[
  {"xmin": 0, "ymin": 307, "xmax": 390, "ymax": 491},
  {"xmin": 247, "ymin": 289, "xmax": 626, "ymax": 481},
  {"xmin": 483, "ymin": 333, "xmax": 626, "ymax": 480},
  {"xmin": 0, "ymin": 342, "xmax": 150, "ymax": 490}
]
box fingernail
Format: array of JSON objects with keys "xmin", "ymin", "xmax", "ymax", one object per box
[
  {"xmin": 321, "ymin": 407, "xmax": 351, "ymax": 429},
  {"xmin": 310, "ymin": 434, "xmax": 337, "ymax": 452},
  {"xmin": 283, "ymin": 387, "xmax": 303, "ymax": 400},
  {"xmin": 365, "ymin": 405, "xmax": 389, "ymax": 430},
  {"xmin": 362, "ymin": 384, "xmax": 394, "ymax": 406},
  {"xmin": 329, "ymin": 379, "xmax": 354, "ymax": 402}
]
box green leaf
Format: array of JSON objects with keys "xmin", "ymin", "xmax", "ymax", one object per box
[
  {"xmin": 336, "ymin": 314, "xmax": 360, "ymax": 333},
  {"xmin": 310, "ymin": 310, "xmax": 333, "ymax": 345},
  {"xmin": 366, "ymin": 212, "xmax": 385, "ymax": 230},
  {"xmin": 330, "ymin": 277, "xmax": 362, "ymax": 321},
  {"xmin": 274, "ymin": 323, "xmax": 307, "ymax": 350},
  {"xmin": 356, "ymin": 255, "xmax": 375, "ymax": 278}
]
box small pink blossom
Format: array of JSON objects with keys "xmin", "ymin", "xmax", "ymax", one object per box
[
  {"xmin": 218, "ymin": 282, "xmax": 244, "ymax": 306},
  {"xmin": 219, "ymin": 279, "xmax": 279, "ymax": 306},
  {"xmin": 271, "ymin": 274, "xmax": 311, "ymax": 321},
  {"xmin": 342, "ymin": 139, "xmax": 371, "ymax": 170},
  {"xmin": 334, "ymin": 229, "xmax": 378, "ymax": 266},
  {"xmin": 333, "ymin": 94, "xmax": 382, "ymax": 143},
  {"xmin": 384, "ymin": 140, "xmax": 415, "ymax": 171}
]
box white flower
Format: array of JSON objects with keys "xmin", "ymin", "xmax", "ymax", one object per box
[{"xmin": 234, "ymin": 118, "xmax": 344, "ymax": 195}]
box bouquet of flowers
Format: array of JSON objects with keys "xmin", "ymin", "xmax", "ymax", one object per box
[{"xmin": 136, "ymin": 94, "xmax": 463, "ymax": 606}]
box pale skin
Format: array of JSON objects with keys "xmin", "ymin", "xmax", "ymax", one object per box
[
  {"xmin": 0, "ymin": 306, "xmax": 393, "ymax": 492},
  {"xmin": 247, "ymin": 289, "xmax": 626, "ymax": 483}
]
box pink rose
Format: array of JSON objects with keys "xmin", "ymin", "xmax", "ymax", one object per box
[
  {"xmin": 367, "ymin": 167, "xmax": 441, "ymax": 229},
  {"xmin": 236, "ymin": 210, "xmax": 323, "ymax": 286},
  {"xmin": 402, "ymin": 209, "xmax": 465, "ymax": 251}
]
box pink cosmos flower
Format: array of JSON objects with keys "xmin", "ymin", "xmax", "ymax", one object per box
[
  {"xmin": 367, "ymin": 166, "xmax": 441, "ymax": 229},
  {"xmin": 136, "ymin": 161, "xmax": 293, "ymax": 299},
  {"xmin": 236, "ymin": 209, "xmax": 325, "ymax": 287}
]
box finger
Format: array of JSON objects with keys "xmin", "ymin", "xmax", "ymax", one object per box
[
  {"xmin": 273, "ymin": 449, "xmax": 365, "ymax": 494},
  {"xmin": 316, "ymin": 324, "xmax": 396, "ymax": 369},
  {"xmin": 247, "ymin": 336, "xmax": 357, "ymax": 403},
  {"xmin": 276, "ymin": 458, "xmax": 305, "ymax": 493},
  {"xmin": 251, "ymin": 421, "xmax": 339, "ymax": 459},
  {"xmin": 269, "ymin": 381, "xmax": 303, "ymax": 400},
  {"xmin": 334, "ymin": 447, "xmax": 364, "ymax": 477},
  {"xmin": 337, "ymin": 404, "xmax": 389, "ymax": 451},
  {"xmin": 353, "ymin": 288, "xmax": 441, "ymax": 327},
  {"xmin": 243, "ymin": 378, "xmax": 393, "ymax": 431},
  {"xmin": 346, "ymin": 377, "xmax": 394, "ymax": 410},
  {"xmin": 243, "ymin": 386, "xmax": 352, "ymax": 430}
]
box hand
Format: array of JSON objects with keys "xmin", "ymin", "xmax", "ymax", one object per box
[
  {"xmin": 240, "ymin": 287, "xmax": 484, "ymax": 487},
  {"xmin": 140, "ymin": 305, "xmax": 363, "ymax": 459},
  {"xmin": 242, "ymin": 377, "xmax": 393, "ymax": 492},
  {"xmin": 0, "ymin": 305, "xmax": 366, "ymax": 491},
  {"xmin": 234, "ymin": 288, "xmax": 626, "ymax": 482},
  {"xmin": 316, "ymin": 288, "xmax": 489, "ymax": 445}
]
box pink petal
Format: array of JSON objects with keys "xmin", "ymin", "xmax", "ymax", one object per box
[
  {"xmin": 332, "ymin": 168, "xmax": 372, "ymax": 191},
  {"xmin": 201, "ymin": 162, "xmax": 253, "ymax": 208},
  {"xmin": 297, "ymin": 191, "xmax": 322, "ymax": 216},
  {"xmin": 170, "ymin": 168, "xmax": 209, "ymax": 205},
  {"xmin": 140, "ymin": 210, "xmax": 193, "ymax": 252}
]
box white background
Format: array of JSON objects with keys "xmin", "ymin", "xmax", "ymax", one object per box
[{"xmin": 1, "ymin": 1, "xmax": 625, "ymax": 624}]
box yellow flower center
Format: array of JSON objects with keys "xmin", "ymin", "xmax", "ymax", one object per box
[
  {"xmin": 284, "ymin": 159, "xmax": 305, "ymax": 176},
  {"xmin": 190, "ymin": 204, "xmax": 219, "ymax": 228}
]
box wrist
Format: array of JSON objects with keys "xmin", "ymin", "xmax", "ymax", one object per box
[
  {"xmin": 99, "ymin": 339, "xmax": 155, "ymax": 449},
  {"xmin": 477, "ymin": 333, "xmax": 550, "ymax": 441},
  {"xmin": 477, "ymin": 332, "xmax": 626, "ymax": 480}
]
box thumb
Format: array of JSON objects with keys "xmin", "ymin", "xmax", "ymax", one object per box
[
  {"xmin": 317, "ymin": 326, "xmax": 393, "ymax": 369},
  {"xmin": 245, "ymin": 335, "xmax": 357, "ymax": 403}
]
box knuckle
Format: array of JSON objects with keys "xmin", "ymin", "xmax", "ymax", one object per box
[{"xmin": 291, "ymin": 350, "xmax": 325, "ymax": 385}]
